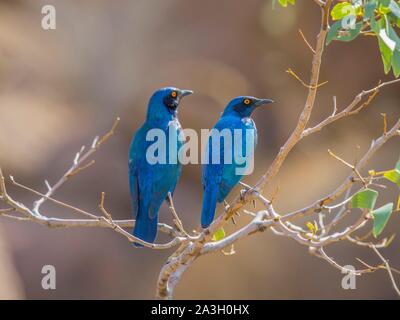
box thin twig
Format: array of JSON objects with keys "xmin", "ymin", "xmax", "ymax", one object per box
[
  {"xmin": 167, "ymin": 192, "xmax": 191, "ymax": 238},
  {"xmin": 381, "ymin": 113, "xmax": 388, "ymax": 135},
  {"xmin": 302, "ymin": 79, "xmax": 399, "ymax": 138},
  {"xmin": 298, "ymin": 29, "xmax": 315, "ymax": 54},
  {"xmin": 10, "ymin": 176, "xmax": 100, "ymax": 220},
  {"xmin": 371, "ymin": 246, "xmax": 400, "ymax": 296},
  {"xmin": 32, "ymin": 117, "xmax": 120, "ymax": 214},
  {"xmin": 286, "ymin": 68, "xmax": 328, "ymax": 89},
  {"xmin": 328, "ymin": 149, "xmax": 366, "ymax": 185}
]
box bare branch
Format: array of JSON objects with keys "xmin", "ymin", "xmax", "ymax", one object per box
[
  {"xmin": 302, "ymin": 79, "xmax": 400, "ymax": 138},
  {"xmin": 298, "ymin": 29, "xmax": 315, "ymax": 54},
  {"xmin": 11, "ymin": 175, "xmax": 101, "ymax": 220},
  {"xmin": 312, "ymin": 247, "xmax": 378, "ymax": 275},
  {"xmin": 166, "ymin": 192, "xmax": 192, "ymax": 238},
  {"xmin": 284, "ymin": 118, "xmax": 400, "ymax": 220},
  {"xmin": 327, "ymin": 149, "xmax": 366, "ymax": 185},
  {"xmin": 32, "ymin": 117, "xmax": 120, "ymax": 215},
  {"xmin": 256, "ymin": 0, "xmax": 332, "ymax": 190},
  {"xmin": 381, "ymin": 113, "xmax": 388, "ymax": 135},
  {"xmin": 286, "ymin": 68, "xmax": 328, "ymax": 89},
  {"xmin": 0, "ymin": 207, "xmax": 14, "ymax": 215},
  {"xmin": 372, "ymin": 246, "xmax": 400, "ymax": 296}
]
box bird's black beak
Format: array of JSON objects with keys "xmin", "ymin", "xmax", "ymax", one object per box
[
  {"xmin": 179, "ymin": 89, "xmax": 194, "ymax": 98},
  {"xmin": 255, "ymin": 98, "xmax": 274, "ymax": 107}
]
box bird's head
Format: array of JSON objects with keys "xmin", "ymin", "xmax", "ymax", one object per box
[
  {"xmin": 147, "ymin": 87, "xmax": 193, "ymax": 121},
  {"xmin": 222, "ymin": 96, "xmax": 274, "ymax": 118}
]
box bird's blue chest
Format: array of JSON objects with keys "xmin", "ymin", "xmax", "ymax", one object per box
[
  {"xmin": 204, "ymin": 115, "xmax": 257, "ymax": 201},
  {"xmin": 241, "ymin": 117, "xmax": 257, "ymax": 149},
  {"xmin": 129, "ymin": 118, "xmax": 183, "ymax": 174},
  {"xmin": 219, "ymin": 116, "xmax": 257, "ymax": 155}
]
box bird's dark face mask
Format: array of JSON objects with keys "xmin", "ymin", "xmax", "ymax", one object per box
[
  {"xmin": 233, "ymin": 97, "xmax": 274, "ymax": 118},
  {"xmin": 163, "ymin": 89, "xmax": 193, "ymax": 115}
]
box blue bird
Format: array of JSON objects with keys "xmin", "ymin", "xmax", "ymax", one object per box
[
  {"xmin": 201, "ymin": 96, "xmax": 273, "ymax": 228},
  {"xmin": 129, "ymin": 87, "xmax": 193, "ymax": 246}
]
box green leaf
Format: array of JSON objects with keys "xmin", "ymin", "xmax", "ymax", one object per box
[
  {"xmin": 372, "ymin": 203, "xmax": 394, "ymax": 237},
  {"xmin": 396, "ymin": 158, "xmax": 400, "ymax": 171},
  {"xmin": 379, "ymin": 16, "xmax": 397, "ymax": 50},
  {"xmin": 386, "ymin": 21, "xmax": 400, "ymax": 77},
  {"xmin": 379, "ymin": 0, "xmax": 391, "ymax": 7},
  {"xmin": 389, "ymin": 0, "xmax": 400, "ymax": 18},
  {"xmin": 379, "ymin": 3, "xmax": 392, "ymax": 15},
  {"xmin": 337, "ymin": 21, "xmax": 363, "ymax": 41},
  {"xmin": 350, "ymin": 188, "xmax": 379, "ymax": 209},
  {"xmin": 364, "ymin": 1, "xmax": 377, "ymax": 21},
  {"xmin": 378, "ymin": 36, "xmax": 394, "ymax": 73},
  {"xmin": 306, "ymin": 221, "xmax": 318, "ymax": 236},
  {"xmin": 393, "ymin": 49, "xmax": 400, "ymax": 77},
  {"xmin": 386, "ymin": 17, "xmax": 400, "ymax": 48},
  {"xmin": 383, "ymin": 169, "xmax": 400, "ymax": 187},
  {"xmin": 370, "ymin": 16, "xmax": 381, "ymax": 33},
  {"xmin": 278, "ymin": 0, "xmax": 287, "ymax": 7},
  {"xmin": 352, "ymin": 0, "xmax": 364, "ymax": 16},
  {"xmin": 326, "ymin": 20, "xmax": 342, "ymax": 45},
  {"xmin": 212, "ymin": 227, "xmax": 226, "ymax": 241},
  {"xmin": 331, "ymin": 2, "xmax": 353, "ymax": 20},
  {"xmin": 277, "ymin": 0, "xmax": 296, "ymax": 7}
]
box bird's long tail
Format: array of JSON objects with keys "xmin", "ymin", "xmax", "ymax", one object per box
[
  {"xmin": 132, "ymin": 204, "xmax": 158, "ymax": 247},
  {"xmin": 201, "ymin": 184, "xmax": 218, "ymax": 228}
]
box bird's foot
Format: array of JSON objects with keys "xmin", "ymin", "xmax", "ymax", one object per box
[
  {"xmin": 239, "ymin": 189, "xmax": 247, "ymax": 201},
  {"xmin": 239, "ymin": 181, "xmax": 255, "ymax": 201}
]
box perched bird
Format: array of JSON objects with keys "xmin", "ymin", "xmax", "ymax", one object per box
[
  {"xmin": 201, "ymin": 96, "xmax": 273, "ymax": 228},
  {"xmin": 129, "ymin": 87, "xmax": 193, "ymax": 246}
]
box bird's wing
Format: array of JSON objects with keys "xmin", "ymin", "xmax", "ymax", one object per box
[
  {"xmin": 201, "ymin": 119, "xmax": 225, "ymax": 227},
  {"xmin": 202, "ymin": 117, "xmax": 233, "ymax": 188},
  {"xmin": 217, "ymin": 116, "xmax": 257, "ymax": 201},
  {"xmin": 128, "ymin": 125, "xmax": 151, "ymax": 217},
  {"xmin": 128, "ymin": 159, "xmax": 139, "ymax": 215},
  {"xmin": 167, "ymin": 120, "xmax": 184, "ymax": 197}
]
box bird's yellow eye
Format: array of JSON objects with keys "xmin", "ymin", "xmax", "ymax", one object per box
[
  {"xmin": 171, "ymin": 91, "xmax": 177, "ymax": 98},
  {"xmin": 243, "ymin": 98, "xmax": 251, "ymax": 105}
]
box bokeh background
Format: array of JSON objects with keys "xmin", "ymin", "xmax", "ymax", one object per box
[{"xmin": 0, "ymin": 0, "xmax": 399, "ymax": 299}]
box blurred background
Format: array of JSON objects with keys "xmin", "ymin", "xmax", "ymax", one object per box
[{"xmin": 0, "ymin": 0, "xmax": 399, "ymax": 299}]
